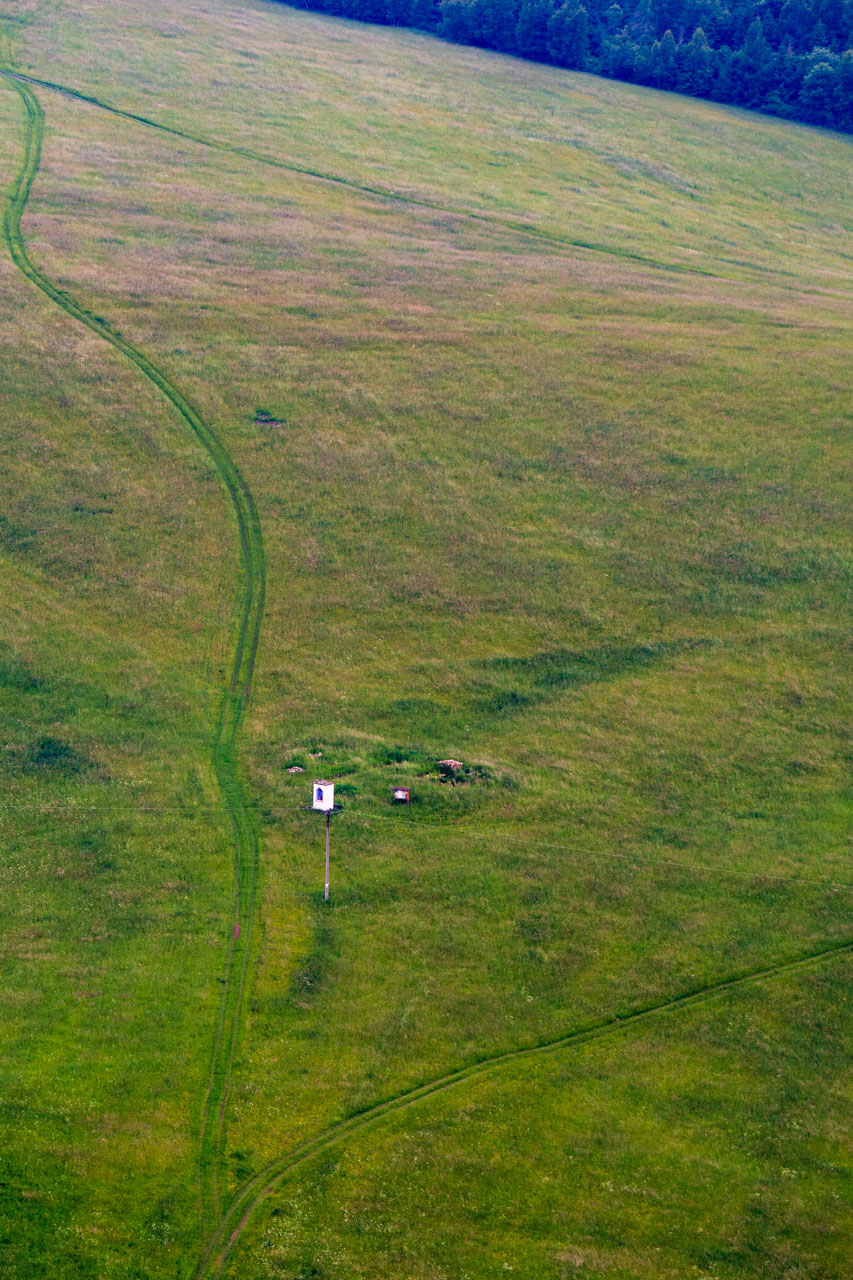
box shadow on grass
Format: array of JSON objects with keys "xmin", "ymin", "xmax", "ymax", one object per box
[{"xmin": 475, "ymin": 637, "xmax": 713, "ymax": 715}]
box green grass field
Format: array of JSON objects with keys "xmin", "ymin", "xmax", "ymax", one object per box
[{"xmin": 1, "ymin": 1, "xmax": 851, "ymax": 1276}]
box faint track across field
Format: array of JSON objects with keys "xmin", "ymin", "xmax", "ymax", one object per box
[
  {"xmin": 0, "ymin": 69, "xmax": 266, "ymax": 1234},
  {"xmin": 194, "ymin": 935, "xmax": 853, "ymax": 1278},
  {"xmin": 7, "ymin": 69, "xmax": 784, "ymax": 285}
]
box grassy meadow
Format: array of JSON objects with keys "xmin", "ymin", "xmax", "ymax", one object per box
[{"xmin": 1, "ymin": 1, "xmax": 852, "ymax": 1276}]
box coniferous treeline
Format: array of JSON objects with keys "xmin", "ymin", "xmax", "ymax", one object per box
[{"xmin": 280, "ymin": 0, "xmax": 853, "ymax": 130}]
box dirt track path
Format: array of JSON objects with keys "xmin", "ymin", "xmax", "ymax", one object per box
[
  {"xmin": 193, "ymin": 934, "xmax": 853, "ymax": 1277},
  {"xmin": 10, "ymin": 68, "xmax": 774, "ymax": 285},
  {"xmin": 0, "ymin": 69, "xmax": 267, "ymax": 1236}
]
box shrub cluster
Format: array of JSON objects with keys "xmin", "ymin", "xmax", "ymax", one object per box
[{"xmin": 281, "ymin": 0, "xmax": 853, "ymax": 130}]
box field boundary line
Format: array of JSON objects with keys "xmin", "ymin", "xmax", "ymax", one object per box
[
  {"xmin": 0, "ymin": 69, "xmax": 266, "ymax": 1236},
  {"xmin": 6, "ymin": 69, "xmax": 787, "ymax": 285},
  {"xmin": 195, "ymin": 935, "xmax": 853, "ymax": 1278}
]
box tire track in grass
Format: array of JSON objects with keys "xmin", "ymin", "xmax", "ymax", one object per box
[
  {"xmin": 10, "ymin": 70, "xmax": 760, "ymax": 284},
  {"xmin": 195, "ymin": 935, "xmax": 853, "ymax": 1279},
  {"xmin": 0, "ymin": 70, "xmax": 266, "ymax": 1234}
]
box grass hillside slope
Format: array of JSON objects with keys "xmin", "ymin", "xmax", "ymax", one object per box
[{"xmin": 1, "ymin": 2, "xmax": 851, "ymax": 1277}]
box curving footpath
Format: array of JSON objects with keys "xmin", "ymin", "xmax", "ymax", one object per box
[
  {"xmin": 192, "ymin": 935, "xmax": 853, "ymax": 1276},
  {"xmin": 10, "ymin": 69, "xmax": 759, "ymax": 284},
  {"xmin": 0, "ymin": 70, "xmax": 266, "ymax": 1234}
]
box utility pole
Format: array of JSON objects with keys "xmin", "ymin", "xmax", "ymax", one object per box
[
  {"xmin": 325, "ymin": 809, "xmax": 331, "ymax": 902},
  {"xmin": 311, "ymin": 781, "xmax": 339, "ymax": 902}
]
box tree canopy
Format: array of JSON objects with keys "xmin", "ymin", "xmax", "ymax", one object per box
[{"xmin": 281, "ymin": 0, "xmax": 853, "ymax": 131}]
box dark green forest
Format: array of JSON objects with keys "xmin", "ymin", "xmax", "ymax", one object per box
[{"xmin": 279, "ymin": 0, "xmax": 853, "ymax": 130}]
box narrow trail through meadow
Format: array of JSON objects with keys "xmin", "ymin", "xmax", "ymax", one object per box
[
  {"xmin": 194, "ymin": 935, "xmax": 853, "ymax": 1278},
  {"xmin": 3, "ymin": 57, "xmax": 851, "ymax": 1280},
  {"xmin": 8, "ymin": 69, "xmax": 784, "ymax": 285},
  {"xmin": 0, "ymin": 70, "xmax": 267, "ymax": 1236}
]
